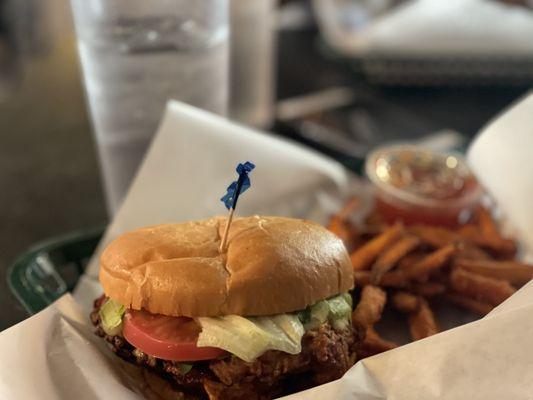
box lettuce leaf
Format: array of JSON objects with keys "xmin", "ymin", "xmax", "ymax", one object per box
[
  {"xmin": 196, "ymin": 314, "xmax": 304, "ymax": 362},
  {"xmin": 326, "ymin": 294, "xmax": 352, "ymax": 321},
  {"xmin": 303, "ymin": 300, "xmax": 329, "ymax": 330},
  {"xmin": 99, "ymin": 298, "xmax": 125, "ymax": 336},
  {"xmin": 196, "ymin": 293, "xmax": 353, "ymax": 362},
  {"xmin": 299, "ymin": 293, "xmax": 352, "ymax": 331}
]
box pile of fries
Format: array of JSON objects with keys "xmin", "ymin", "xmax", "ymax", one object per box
[{"xmin": 330, "ymin": 197, "xmax": 533, "ymax": 358}]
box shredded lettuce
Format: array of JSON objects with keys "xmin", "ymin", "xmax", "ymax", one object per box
[
  {"xmin": 326, "ymin": 294, "xmax": 352, "ymax": 321},
  {"xmin": 178, "ymin": 363, "xmax": 193, "ymax": 374},
  {"xmin": 269, "ymin": 314, "xmax": 305, "ymax": 346},
  {"xmin": 99, "ymin": 298, "xmax": 126, "ymax": 336},
  {"xmin": 196, "ymin": 314, "xmax": 304, "ymax": 362},
  {"xmin": 303, "ymin": 300, "xmax": 329, "ymax": 330},
  {"xmin": 297, "ymin": 308, "xmax": 311, "ymax": 324},
  {"xmin": 342, "ymin": 292, "xmax": 353, "ymax": 308},
  {"xmin": 332, "ymin": 317, "xmax": 351, "ymax": 331},
  {"xmin": 299, "ymin": 293, "xmax": 353, "ymax": 331}
]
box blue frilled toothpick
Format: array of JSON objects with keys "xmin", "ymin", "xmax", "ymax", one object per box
[{"xmin": 219, "ymin": 161, "xmax": 255, "ymax": 252}]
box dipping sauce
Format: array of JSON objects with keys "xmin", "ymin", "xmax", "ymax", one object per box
[{"xmin": 365, "ymin": 145, "xmax": 482, "ymax": 227}]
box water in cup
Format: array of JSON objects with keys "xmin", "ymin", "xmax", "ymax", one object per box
[{"xmin": 70, "ymin": 0, "xmax": 229, "ymax": 214}]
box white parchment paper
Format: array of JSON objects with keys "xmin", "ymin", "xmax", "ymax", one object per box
[
  {"xmin": 315, "ymin": 0, "xmax": 533, "ymax": 57},
  {"xmin": 2, "ymin": 94, "xmax": 533, "ymax": 399}
]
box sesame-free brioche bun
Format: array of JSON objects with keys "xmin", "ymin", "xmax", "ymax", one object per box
[{"xmin": 99, "ymin": 216, "xmax": 353, "ymax": 317}]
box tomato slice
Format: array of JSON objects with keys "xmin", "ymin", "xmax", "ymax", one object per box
[{"xmin": 123, "ymin": 310, "xmax": 226, "ymax": 361}]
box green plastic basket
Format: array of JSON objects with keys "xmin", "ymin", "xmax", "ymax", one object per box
[{"xmin": 7, "ymin": 227, "xmax": 104, "ymax": 315}]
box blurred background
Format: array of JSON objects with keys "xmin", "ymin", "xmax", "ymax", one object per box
[{"xmin": 0, "ymin": 0, "xmax": 531, "ymax": 330}]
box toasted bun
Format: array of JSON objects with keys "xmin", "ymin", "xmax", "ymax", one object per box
[{"xmin": 99, "ymin": 216, "xmax": 353, "ymax": 317}]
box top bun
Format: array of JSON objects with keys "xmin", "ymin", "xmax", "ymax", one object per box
[{"xmin": 99, "ymin": 216, "xmax": 353, "ymax": 317}]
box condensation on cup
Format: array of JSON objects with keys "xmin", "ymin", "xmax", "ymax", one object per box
[{"xmin": 70, "ymin": 0, "xmax": 229, "ymax": 215}]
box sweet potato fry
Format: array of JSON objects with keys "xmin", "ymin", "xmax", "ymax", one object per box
[
  {"xmin": 370, "ymin": 234, "xmax": 420, "ymax": 284},
  {"xmin": 391, "ymin": 291, "xmax": 420, "ymax": 313},
  {"xmin": 450, "ymin": 268, "xmax": 516, "ymax": 305},
  {"xmin": 411, "ymin": 282, "xmax": 447, "ymax": 297},
  {"xmin": 352, "ymin": 285, "xmax": 387, "ymax": 330},
  {"xmin": 364, "ymin": 208, "xmax": 386, "ymax": 229},
  {"xmin": 403, "ymin": 243, "xmax": 460, "ymax": 282},
  {"xmin": 354, "ymin": 270, "xmax": 408, "ymax": 288},
  {"xmin": 409, "ymin": 225, "xmax": 460, "ymax": 248},
  {"xmin": 455, "ymin": 223, "xmax": 475, "ymax": 236},
  {"xmin": 328, "ymin": 217, "xmax": 355, "ymax": 247},
  {"xmin": 328, "ymin": 197, "xmax": 361, "ymax": 247},
  {"xmin": 351, "ymin": 223, "xmax": 403, "ymax": 270},
  {"xmin": 360, "ymin": 328, "xmax": 398, "ymax": 358},
  {"xmin": 408, "ymin": 299, "xmax": 439, "ymax": 341},
  {"xmin": 456, "ymin": 243, "xmax": 491, "ymax": 261},
  {"xmin": 353, "ymin": 271, "xmax": 372, "ymax": 286},
  {"xmin": 445, "ymin": 292, "xmax": 494, "ymax": 315},
  {"xmin": 456, "ymin": 223, "xmax": 479, "ymax": 238},
  {"xmin": 456, "ymin": 224, "xmax": 516, "ymax": 258},
  {"xmin": 359, "ymin": 225, "xmax": 386, "ymax": 238},
  {"xmin": 480, "ymin": 236, "xmax": 516, "ymax": 258},
  {"xmin": 475, "ymin": 206, "xmax": 499, "ymax": 237},
  {"xmin": 397, "ymin": 251, "xmax": 427, "ymax": 270},
  {"xmin": 455, "ymin": 259, "xmax": 533, "ymax": 286},
  {"xmin": 337, "ymin": 196, "xmax": 361, "ymax": 219}
]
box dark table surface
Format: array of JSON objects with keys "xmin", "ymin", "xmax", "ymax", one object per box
[{"xmin": 0, "ymin": 0, "xmax": 529, "ymax": 331}]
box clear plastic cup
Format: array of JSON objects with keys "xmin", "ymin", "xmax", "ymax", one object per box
[
  {"xmin": 365, "ymin": 144, "xmax": 483, "ymax": 227},
  {"xmin": 70, "ymin": 0, "xmax": 229, "ymax": 215}
]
